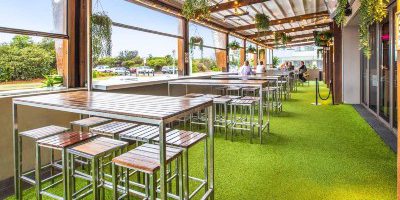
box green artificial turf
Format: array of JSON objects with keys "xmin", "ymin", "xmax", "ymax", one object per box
[{"xmin": 8, "ymin": 82, "xmax": 397, "ymax": 199}]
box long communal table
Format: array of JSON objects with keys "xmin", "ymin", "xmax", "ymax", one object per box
[
  {"xmin": 211, "ymin": 74, "xmax": 281, "ymax": 80},
  {"xmin": 12, "ymin": 91, "xmax": 214, "ymax": 200},
  {"xmin": 167, "ymin": 79, "xmax": 269, "ymax": 141}
]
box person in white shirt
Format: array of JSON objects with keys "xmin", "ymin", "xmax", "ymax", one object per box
[
  {"xmin": 239, "ymin": 61, "xmax": 254, "ymax": 76},
  {"xmin": 256, "ymin": 61, "xmax": 265, "ymax": 73}
]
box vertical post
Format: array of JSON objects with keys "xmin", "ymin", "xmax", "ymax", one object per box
[
  {"xmin": 13, "ymin": 103, "xmax": 21, "ymax": 200},
  {"xmin": 226, "ymin": 32, "xmax": 230, "ymax": 72},
  {"xmin": 207, "ymin": 105, "xmax": 214, "ymax": 199},
  {"xmin": 315, "ymin": 78, "xmax": 319, "ymax": 105},
  {"xmin": 159, "ymin": 122, "xmax": 167, "ymax": 199}
]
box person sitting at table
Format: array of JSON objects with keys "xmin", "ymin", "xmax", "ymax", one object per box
[
  {"xmin": 288, "ymin": 62, "xmax": 295, "ymax": 71},
  {"xmin": 280, "ymin": 61, "xmax": 288, "ymax": 70},
  {"xmin": 239, "ymin": 60, "xmax": 254, "ymax": 76},
  {"xmin": 298, "ymin": 61, "xmax": 307, "ymax": 82},
  {"xmin": 256, "ymin": 61, "xmax": 265, "ymax": 73}
]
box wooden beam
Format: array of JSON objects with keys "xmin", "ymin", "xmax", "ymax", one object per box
[
  {"xmin": 273, "ymin": 41, "xmax": 315, "ymax": 48},
  {"xmin": 267, "ymin": 38, "xmax": 315, "ymax": 46},
  {"xmin": 210, "ymin": 0, "xmax": 269, "ymax": 12},
  {"xmin": 234, "ymin": 11, "xmax": 329, "ymax": 31},
  {"xmin": 262, "ymin": 33, "xmax": 314, "ymax": 43},
  {"xmin": 249, "ymin": 22, "xmax": 331, "ymax": 39}
]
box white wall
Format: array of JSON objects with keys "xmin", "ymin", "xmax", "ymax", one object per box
[{"xmin": 342, "ymin": 26, "xmax": 361, "ymax": 104}]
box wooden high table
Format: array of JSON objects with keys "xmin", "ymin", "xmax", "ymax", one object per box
[
  {"xmin": 168, "ymin": 79, "xmax": 270, "ymax": 140},
  {"xmin": 12, "ymin": 91, "xmax": 215, "ymax": 200}
]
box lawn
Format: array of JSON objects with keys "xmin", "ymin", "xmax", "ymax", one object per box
[{"xmin": 7, "ymin": 82, "xmax": 397, "ymax": 199}]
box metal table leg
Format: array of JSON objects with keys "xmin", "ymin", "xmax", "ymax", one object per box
[
  {"xmin": 207, "ymin": 105, "xmax": 214, "ymax": 199},
  {"xmin": 259, "ymin": 85, "xmax": 263, "ymax": 144},
  {"xmin": 159, "ymin": 122, "xmax": 167, "ymax": 199}
]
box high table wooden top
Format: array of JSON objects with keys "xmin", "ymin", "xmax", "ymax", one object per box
[
  {"xmin": 211, "ymin": 74, "xmax": 279, "ymax": 80},
  {"xmin": 13, "ymin": 91, "xmax": 213, "ymax": 123},
  {"xmin": 168, "ymin": 78, "xmax": 267, "ymax": 87}
]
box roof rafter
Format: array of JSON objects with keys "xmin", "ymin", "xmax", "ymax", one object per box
[
  {"xmin": 266, "ymin": 37, "xmax": 314, "ymax": 45},
  {"xmin": 261, "ymin": 33, "xmax": 314, "ymax": 42},
  {"xmin": 210, "ymin": 0, "xmax": 269, "ymax": 12},
  {"xmin": 249, "ymin": 22, "xmax": 331, "ymax": 39},
  {"xmin": 233, "ymin": 11, "xmax": 329, "ymax": 31}
]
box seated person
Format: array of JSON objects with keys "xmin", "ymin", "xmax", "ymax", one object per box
[
  {"xmin": 239, "ymin": 60, "xmax": 255, "ymax": 76},
  {"xmin": 298, "ymin": 61, "xmax": 307, "ymax": 82},
  {"xmin": 256, "ymin": 61, "xmax": 265, "ymax": 73}
]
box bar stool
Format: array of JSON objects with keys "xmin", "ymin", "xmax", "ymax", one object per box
[
  {"xmin": 67, "ymin": 137, "xmax": 128, "ymax": 200},
  {"xmin": 263, "ymin": 87, "xmax": 278, "ymax": 112},
  {"xmin": 111, "ymin": 144, "xmax": 183, "ymax": 200},
  {"xmin": 241, "ymin": 87, "xmax": 259, "ymax": 97},
  {"xmin": 229, "ymin": 99, "xmax": 256, "ymax": 143},
  {"xmin": 214, "ymin": 86, "xmax": 227, "ymax": 96},
  {"xmin": 18, "ymin": 125, "xmax": 69, "ymax": 187},
  {"xmin": 213, "ymin": 98, "xmax": 231, "ymax": 139},
  {"xmin": 152, "ymin": 130, "xmax": 207, "ymax": 200},
  {"xmin": 226, "ymin": 86, "xmax": 242, "ymax": 96},
  {"xmin": 70, "ymin": 116, "xmax": 112, "ymax": 131},
  {"xmin": 35, "ymin": 132, "xmax": 97, "ymax": 200},
  {"xmin": 90, "ymin": 121, "xmax": 137, "ymax": 139}
]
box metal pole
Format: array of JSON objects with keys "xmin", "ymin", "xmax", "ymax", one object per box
[
  {"xmin": 159, "ymin": 122, "xmax": 167, "ymax": 199},
  {"xmin": 207, "ymin": 105, "xmax": 214, "ymax": 200},
  {"xmin": 316, "ymin": 78, "xmax": 318, "ymax": 105},
  {"xmin": 13, "ymin": 103, "xmax": 21, "ymax": 200}
]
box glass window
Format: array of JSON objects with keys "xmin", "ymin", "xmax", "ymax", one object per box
[
  {"xmin": 369, "ymin": 24, "xmax": 378, "ymax": 112},
  {"xmin": 379, "ymin": 18, "xmax": 390, "ymax": 121},
  {"xmin": 0, "ymin": 33, "xmax": 67, "ymax": 93},
  {"xmin": 392, "ymin": 6, "xmax": 397, "ymax": 128},
  {"xmin": 0, "ymin": 0, "xmax": 67, "ymax": 34},
  {"xmin": 95, "ymin": 0, "xmax": 181, "ymax": 36},
  {"xmin": 92, "ymin": 1, "xmax": 182, "ymax": 86},
  {"xmin": 189, "ymin": 23, "xmax": 226, "ymax": 49},
  {"xmin": 190, "ymin": 47, "xmax": 226, "ymax": 74}
]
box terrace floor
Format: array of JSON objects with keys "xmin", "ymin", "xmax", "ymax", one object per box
[{"xmin": 6, "ymin": 83, "xmax": 397, "ymax": 199}]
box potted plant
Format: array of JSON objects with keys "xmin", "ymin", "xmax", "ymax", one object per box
[
  {"xmin": 255, "ymin": 13, "xmax": 270, "ymax": 31},
  {"xmin": 313, "ymin": 31, "xmax": 333, "ymax": 47},
  {"xmin": 274, "ymin": 32, "xmax": 292, "ymax": 47},
  {"xmin": 272, "ymin": 56, "xmax": 280, "ymax": 68},
  {"xmin": 182, "ymin": 0, "xmax": 211, "ymax": 20},
  {"xmin": 228, "ymin": 40, "xmax": 241, "ymax": 50},
  {"xmin": 189, "ymin": 36, "xmax": 204, "ymax": 53},
  {"xmin": 246, "ymin": 45, "xmax": 257, "ymax": 54}
]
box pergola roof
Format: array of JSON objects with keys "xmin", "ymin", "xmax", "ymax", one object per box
[{"xmin": 131, "ymin": 0, "xmax": 333, "ymax": 48}]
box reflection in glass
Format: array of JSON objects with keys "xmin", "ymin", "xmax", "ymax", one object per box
[
  {"xmin": 369, "ymin": 25, "xmax": 378, "ymax": 112},
  {"xmin": 379, "ymin": 18, "xmax": 390, "ymax": 121}
]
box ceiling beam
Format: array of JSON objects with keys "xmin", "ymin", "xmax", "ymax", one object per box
[
  {"xmin": 210, "ymin": 0, "xmax": 269, "ymax": 12},
  {"xmin": 234, "ymin": 11, "xmax": 329, "ymax": 31},
  {"xmin": 266, "ymin": 37, "xmax": 315, "ymax": 45},
  {"xmin": 272, "ymin": 41, "xmax": 315, "ymax": 48},
  {"xmin": 249, "ymin": 22, "xmax": 331, "ymax": 39},
  {"xmin": 262, "ymin": 33, "xmax": 314, "ymax": 42}
]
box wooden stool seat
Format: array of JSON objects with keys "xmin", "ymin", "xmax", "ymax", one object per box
[
  {"xmin": 241, "ymin": 87, "xmax": 259, "ymax": 92},
  {"xmin": 119, "ymin": 125, "xmax": 164, "ymax": 143},
  {"xmin": 241, "ymin": 96, "xmax": 261, "ymax": 101},
  {"xmin": 184, "ymin": 93, "xmax": 204, "ymax": 98},
  {"xmin": 112, "ymin": 144, "xmax": 182, "ymax": 174},
  {"xmin": 219, "ymin": 95, "xmax": 241, "ymax": 99},
  {"xmin": 70, "ymin": 117, "xmax": 112, "ymax": 128},
  {"xmin": 68, "ymin": 137, "xmax": 128, "ymax": 158},
  {"xmin": 152, "ymin": 130, "xmax": 207, "ymax": 148},
  {"xmin": 263, "ymin": 87, "xmax": 277, "ymax": 91},
  {"xmin": 230, "ymin": 99, "xmax": 256, "ymax": 105},
  {"xmin": 90, "ymin": 121, "xmax": 137, "ymax": 138},
  {"xmin": 19, "ymin": 125, "xmax": 68, "ymax": 140},
  {"xmin": 213, "ymin": 98, "xmax": 231, "ymax": 104},
  {"xmin": 37, "ymin": 131, "xmax": 97, "ymax": 149}
]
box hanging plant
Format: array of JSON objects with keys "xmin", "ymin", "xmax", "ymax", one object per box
[
  {"xmin": 91, "ymin": 11, "xmax": 112, "ymax": 62},
  {"xmin": 313, "ymin": 31, "xmax": 333, "ymax": 47},
  {"xmin": 228, "ymin": 40, "xmax": 241, "ymax": 50},
  {"xmin": 359, "ymin": 0, "xmax": 389, "ymax": 59},
  {"xmin": 189, "ymin": 36, "xmax": 204, "ymax": 58},
  {"xmin": 247, "ymin": 45, "xmax": 257, "ymax": 54},
  {"xmin": 255, "ymin": 14, "xmax": 270, "ymax": 31},
  {"xmin": 182, "ymin": 0, "xmax": 211, "ymax": 20},
  {"xmin": 274, "ymin": 32, "xmax": 292, "ymax": 47},
  {"xmin": 335, "ymin": 0, "xmax": 348, "ymax": 26}
]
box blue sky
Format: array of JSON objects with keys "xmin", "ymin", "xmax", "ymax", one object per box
[{"xmin": 0, "ymin": 0, "xmax": 227, "ymax": 59}]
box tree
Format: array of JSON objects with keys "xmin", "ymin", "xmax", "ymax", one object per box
[
  {"xmin": 118, "ymin": 50, "xmax": 138, "ymax": 61},
  {"xmin": 0, "ymin": 36, "xmax": 56, "ymax": 82}
]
